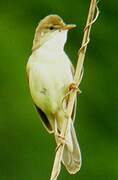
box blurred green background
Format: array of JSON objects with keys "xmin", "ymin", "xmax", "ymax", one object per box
[{"xmin": 0, "ymin": 0, "xmax": 118, "ymax": 179}]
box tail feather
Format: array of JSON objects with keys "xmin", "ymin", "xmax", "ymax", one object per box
[{"xmin": 62, "ymin": 121, "xmax": 82, "ymax": 174}]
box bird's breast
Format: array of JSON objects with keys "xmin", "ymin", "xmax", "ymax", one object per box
[{"xmin": 28, "ymin": 50, "xmax": 73, "ymax": 114}]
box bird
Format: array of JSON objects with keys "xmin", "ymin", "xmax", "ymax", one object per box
[{"xmin": 26, "ymin": 14, "xmax": 82, "ymax": 174}]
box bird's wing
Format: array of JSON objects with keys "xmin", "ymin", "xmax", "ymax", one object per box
[
  {"xmin": 34, "ymin": 104, "xmax": 53, "ymax": 133},
  {"xmin": 26, "ymin": 63, "xmax": 53, "ymax": 133}
]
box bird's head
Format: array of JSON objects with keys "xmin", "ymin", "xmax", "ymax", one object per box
[{"xmin": 32, "ymin": 15, "xmax": 76, "ymax": 51}]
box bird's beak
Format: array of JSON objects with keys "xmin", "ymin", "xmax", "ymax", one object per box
[{"xmin": 62, "ymin": 24, "xmax": 77, "ymax": 30}]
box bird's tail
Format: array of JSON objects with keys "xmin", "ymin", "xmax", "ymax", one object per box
[{"xmin": 62, "ymin": 121, "xmax": 82, "ymax": 174}]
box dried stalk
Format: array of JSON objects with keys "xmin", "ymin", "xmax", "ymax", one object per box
[{"xmin": 50, "ymin": 1, "xmax": 99, "ymax": 180}]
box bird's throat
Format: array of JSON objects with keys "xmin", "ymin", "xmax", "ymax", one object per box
[{"xmin": 41, "ymin": 30, "xmax": 68, "ymax": 52}]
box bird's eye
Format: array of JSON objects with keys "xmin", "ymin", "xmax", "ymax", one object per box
[{"xmin": 49, "ymin": 26, "xmax": 54, "ymax": 30}]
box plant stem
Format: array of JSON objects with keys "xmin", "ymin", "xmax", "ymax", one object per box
[{"xmin": 50, "ymin": 1, "xmax": 99, "ymax": 180}]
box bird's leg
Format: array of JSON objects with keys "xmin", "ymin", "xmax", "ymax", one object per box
[
  {"xmin": 62, "ymin": 82, "xmax": 81, "ymax": 112},
  {"xmin": 54, "ymin": 118, "xmax": 71, "ymax": 152},
  {"xmin": 54, "ymin": 118, "xmax": 58, "ymax": 138},
  {"xmin": 62, "ymin": 77, "xmax": 82, "ymax": 106},
  {"xmin": 55, "ymin": 122, "xmax": 73, "ymax": 152}
]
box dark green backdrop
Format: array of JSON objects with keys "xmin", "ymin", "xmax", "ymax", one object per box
[{"xmin": 0, "ymin": 0, "xmax": 118, "ymax": 180}]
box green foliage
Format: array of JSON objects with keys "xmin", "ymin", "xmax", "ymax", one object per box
[{"xmin": 0, "ymin": 0, "xmax": 118, "ymax": 179}]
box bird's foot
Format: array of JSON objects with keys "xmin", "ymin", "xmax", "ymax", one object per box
[
  {"xmin": 69, "ymin": 83, "xmax": 81, "ymax": 94},
  {"xmin": 62, "ymin": 83, "xmax": 81, "ymax": 103},
  {"xmin": 55, "ymin": 134, "xmax": 66, "ymax": 152},
  {"xmin": 62, "ymin": 83, "xmax": 81, "ymax": 112}
]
